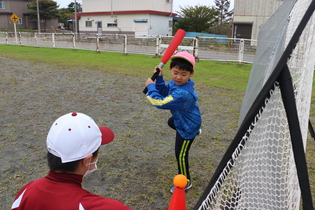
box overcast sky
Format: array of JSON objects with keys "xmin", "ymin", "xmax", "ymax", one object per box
[{"xmin": 55, "ymin": 0, "xmax": 234, "ymax": 12}]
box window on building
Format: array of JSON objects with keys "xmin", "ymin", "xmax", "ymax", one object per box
[
  {"xmin": 166, "ymin": 0, "xmax": 172, "ymax": 3},
  {"xmin": 233, "ymin": 23, "xmax": 253, "ymax": 39},
  {"xmin": 134, "ymin": 19, "xmax": 147, "ymax": 23},
  {"xmin": 107, "ymin": 23, "xmax": 117, "ymax": 27},
  {"xmin": 17, "ymin": 18, "xmax": 22, "ymax": 25},
  {"xmin": 85, "ymin": 20, "xmax": 92, "ymax": 27},
  {"xmin": 0, "ymin": 1, "xmax": 5, "ymax": 9}
]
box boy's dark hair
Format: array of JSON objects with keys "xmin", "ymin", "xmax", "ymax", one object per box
[
  {"xmin": 47, "ymin": 148, "xmax": 99, "ymax": 173},
  {"xmin": 170, "ymin": 58, "xmax": 194, "ymax": 73}
]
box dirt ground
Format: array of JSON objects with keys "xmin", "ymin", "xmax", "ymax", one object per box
[{"xmin": 0, "ymin": 57, "xmax": 243, "ymax": 209}]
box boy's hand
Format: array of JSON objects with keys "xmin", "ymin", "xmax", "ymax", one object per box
[
  {"xmin": 155, "ymin": 67, "xmax": 163, "ymax": 76},
  {"xmin": 143, "ymin": 67, "xmax": 161, "ymax": 94},
  {"xmin": 145, "ymin": 78, "xmax": 154, "ymax": 87},
  {"xmin": 145, "ymin": 67, "xmax": 162, "ymax": 87}
]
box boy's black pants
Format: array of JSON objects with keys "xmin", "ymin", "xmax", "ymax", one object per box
[{"xmin": 168, "ymin": 117, "xmax": 195, "ymax": 181}]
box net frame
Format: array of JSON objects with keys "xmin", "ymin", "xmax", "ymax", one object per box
[{"xmin": 194, "ymin": 0, "xmax": 315, "ymax": 209}]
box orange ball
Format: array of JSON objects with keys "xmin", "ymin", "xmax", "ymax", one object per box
[{"xmin": 173, "ymin": 174, "xmax": 188, "ymax": 188}]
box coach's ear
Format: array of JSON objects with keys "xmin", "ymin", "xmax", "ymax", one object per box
[{"xmin": 82, "ymin": 154, "xmax": 93, "ymax": 167}]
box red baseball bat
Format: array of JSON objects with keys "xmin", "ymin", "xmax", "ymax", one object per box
[{"xmin": 143, "ymin": 29, "xmax": 186, "ymax": 94}]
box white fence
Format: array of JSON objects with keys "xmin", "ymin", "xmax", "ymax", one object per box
[{"xmin": 0, "ymin": 32, "xmax": 257, "ymax": 63}]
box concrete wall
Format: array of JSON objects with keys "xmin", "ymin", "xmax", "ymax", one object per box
[{"xmin": 233, "ymin": 0, "xmax": 284, "ymax": 41}]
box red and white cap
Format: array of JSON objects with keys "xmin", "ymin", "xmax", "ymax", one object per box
[
  {"xmin": 47, "ymin": 112, "xmax": 114, "ymax": 163},
  {"xmin": 171, "ymin": 52, "xmax": 195, "ymax": 68}
]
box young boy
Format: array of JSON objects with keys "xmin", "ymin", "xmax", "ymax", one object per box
[{"xmin": 144, "ymin": 52, "xmax": 202, "ymax": 193}]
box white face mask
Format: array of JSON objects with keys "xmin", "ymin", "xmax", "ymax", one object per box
[{"xmin": 84, "ymin": 158, "xmax": 98, "ymax": 176}]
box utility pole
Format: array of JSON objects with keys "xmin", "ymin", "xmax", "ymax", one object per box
[
  {"xmin": 36, "ymin": 0, "xmax": 40, "ymax": 34},
  {"xmin": 74, "ymin": 0, "xmax": 78, "ymax": 35}
]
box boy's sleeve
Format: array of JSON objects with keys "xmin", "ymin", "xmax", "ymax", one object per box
[
  {"xmin": 146, "ymin": 86, "xmax": 185, "ymax": 110},
  {"xmin": 154, "ymin": 75, "xmax": 169, "ymax": 96}
]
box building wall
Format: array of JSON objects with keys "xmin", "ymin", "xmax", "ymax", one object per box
[
  {"xmin": 234, "ymin": 0, "xmax": 284, "ymax": 16},
  {"xmin": 79, "ymin": 14, "xmax": 140, "ymax": 34},
  {"xmin": 79, "ymin": 13, "xmax": 173, "ymax": 36},
  {"xmin": 148, "ymin": 14, "xmax": 172, "ymax": 36},
  {"xmin": 233, "ymin": 0, "xmax": 284, "ymax": 41},
  {"xmin": 78, "ymin": 0, "xmax": 174, "ymax": 36},
  {"xmin": 0, "ymin": 0, "xmax": 30, "ymax": 29},
  {"xmin": 82, "ymin": 0, "xmax": 173, "ymax": 13},
  {"xmin": 0, "ymin": 0, "xmax": 29, "ymax": 14},
  {"xmin": 0, "ymin": 0, "xmax": 58, "ymax": 30}
]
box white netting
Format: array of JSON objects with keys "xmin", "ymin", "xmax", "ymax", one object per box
[
  {"xmin": 197, "ymin": 0, "xmax": 315, "ymax": 209},
  {"xmin": 201, "ymin": 84, "xmax": 300, "ymax": 209},
  {"xmin": 287, "ymin": 0, "xmax": 315, "ymax": 150}
]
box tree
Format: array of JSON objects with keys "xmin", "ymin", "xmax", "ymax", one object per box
[
  {"xmin": 208, "ymin": 22, "xmax": 233, "ymax": 37},
  {"xmin": 27, "ymin": 0, "xmax": 60, "ymax": 31},
  {"xmin": 67, "ymin": 2, "xmax": 82, "ymax": 13},
  {"xmin": 57, "ymin": 2, "xmax": 81, "ymax": 30},
  {"xmin": 211, "ymin": 0, "xmax": 233, "ymax": 35},
  {"xmin": 58, "ymin": 8, "xmax": 73, "ymax": 30},
  {"xmin": 174, "ymin": 5, "xmax": 218, "ymax": 33},
  {"xmin": 214, "ymin": 0, "xmax": 233, "ymax": 24}
]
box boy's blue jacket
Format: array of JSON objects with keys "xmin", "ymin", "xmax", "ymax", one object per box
[{"xmin": 146, "ymin": 75, "xmax": 201, "ymax": 139}]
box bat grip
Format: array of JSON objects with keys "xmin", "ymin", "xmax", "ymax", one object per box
[{"xmin": 143, "ymin": 68, "xmax": 161, "ymax": 94}]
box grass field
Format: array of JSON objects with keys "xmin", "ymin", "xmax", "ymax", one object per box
[
  {"xmin": 0, "ymin": 45, "xmax": 252, "ymax": 93},
  {"xmin": 0, "ymin": 45, "xmax": 314, "ymax": 209}
]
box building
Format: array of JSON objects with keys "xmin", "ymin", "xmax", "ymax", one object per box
[
  {"xmin": 232, "ymin": 0, "xmax": 285, "ymax": 41},
  {"xmin": 76, "ymin": 0, "xmax": 175, "ymax": 37},
  {"xmin": 0, "ymin": 0, "xmax": 58, "ymax": 31}
]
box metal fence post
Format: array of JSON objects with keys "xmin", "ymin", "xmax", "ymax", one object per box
[
  {"xmin": 52, "ymin": 33, "xmax": 55, "ymax": 48},
  {"xmin": 123, "ymin": 35, "xmax": 128, "ymax": 55},
  {"xmin": 96, "ymin": 34, "xmax": 100, "ymax": 53},
  {"xmin": 193, "ymin": 36, "xmax": 199, "ymax": 61},
  {"xmin": 155, "ymin": 35, "xmax": 161, "ymax": 57},
  {"xmin": 19, "ymin": 32, "xmax": 22, "ymax": 45},
  {"xmin": 34, "ymin": 33, "xmax": 38, "ymax": 47},
  {"xmin": 6, "ymin": 32, "xmax": 8, "ymax": 45},
  {"xmin": 238, "ymin": 39, "xmax": 244, "ymax": 64},
  {"xmin": 72, "ymin": 33, "xmax": 76, "ymax": 50}
]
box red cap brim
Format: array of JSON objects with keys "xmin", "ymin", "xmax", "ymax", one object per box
[{"xmin": 99, "ymin": 127, "xmax": 114, "ymax": 145}]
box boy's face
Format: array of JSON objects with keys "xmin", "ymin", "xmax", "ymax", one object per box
[{"xmin": 170, "ymin": 66, "xmax": 194, "ymax": 86}]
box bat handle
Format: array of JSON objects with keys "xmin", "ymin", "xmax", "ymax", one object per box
[{"xmin": 143, "ymin": 68, "xmax": 161, "ymax": 94}]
